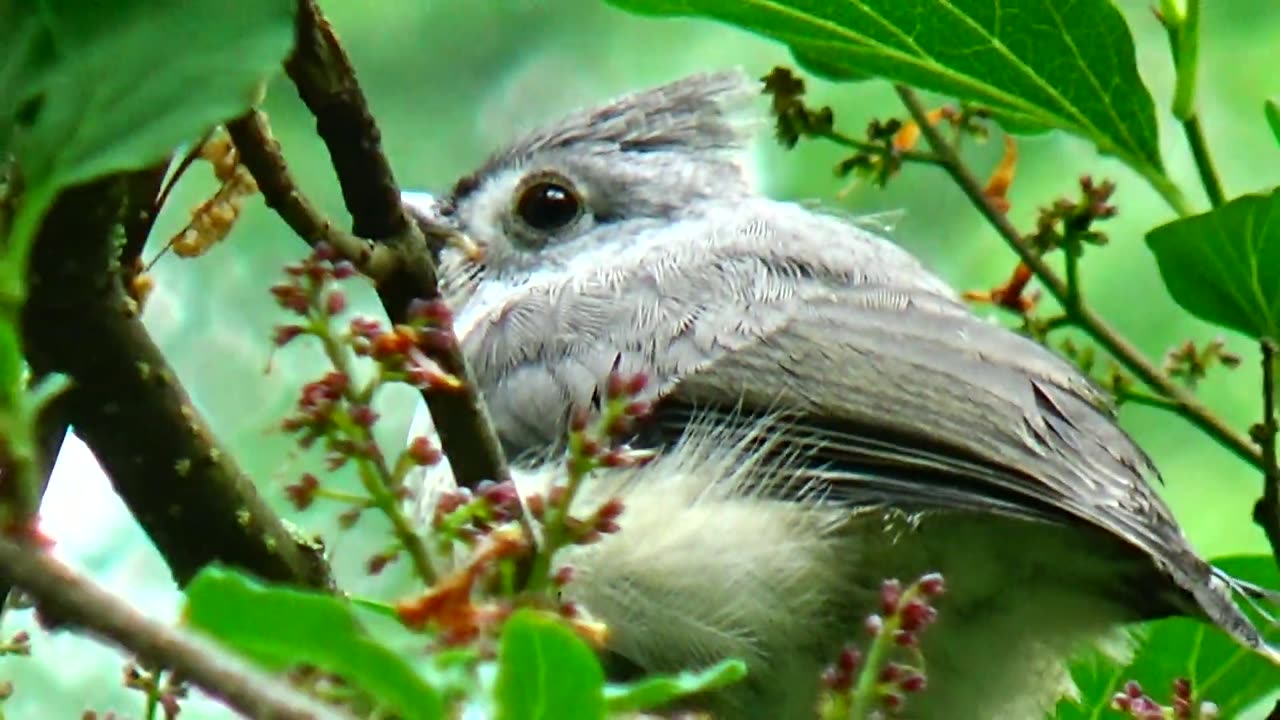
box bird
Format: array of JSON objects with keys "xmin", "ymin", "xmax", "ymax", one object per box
[{"xmin": 400, "ymin": 69, "xmax": 1279, "ymax": 720}]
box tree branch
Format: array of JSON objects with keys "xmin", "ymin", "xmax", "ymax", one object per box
[
  {"xmin": 893, "ymin": 85, "xmax": 1263, "ymax": 470},
  {"xmin": 0, "ymin": 538, "xmax": 345, "ymax": 720},
  {"xmin": 257, "ymin": 0, "xmax": 510, "ymax": 491},
  {"xmin": 20, "ymin": 175, "xmax": 333, "ymax": 590},
  {"xmin": 1252, "ymin": 339, "xmax": 1280, "ymax": 564},
  {"xmin": 225, "ymin": 112, "xmax": 396, "ymax": 277}
]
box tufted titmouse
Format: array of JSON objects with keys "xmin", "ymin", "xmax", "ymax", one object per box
[{"xmin": 402, "ymin": 70, "xmax": 1278, "ymax": 719}]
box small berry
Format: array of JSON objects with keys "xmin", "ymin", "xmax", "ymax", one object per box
[
  {"xmin": 349, "ymin": 316, "xmax": 382, "ymax": 339},
  {"xmin": 547, "ymin": 485, "xmax": 568, "ymax": 508},
  {"xmin": 526, "ymin": 493, "xmax": 546, "ymax": 520},
  {"xmin": 606, "ymin": 371, "xmax": 627, "ymax": 400},
  {"xmin": 918, "ymin": 572, "xmax": 945, "ymax": 596},
  {"xmin": 285, "ymin": 473, "xmax": 320, "ymax": 510},
  {"xmin": 480, "ymin": 481, "xmax": 521, "ymax": 514},
  {"xmin": 625, "ymin": 372, "xmax": 649, "ymax": 396},
  {"xmin": 337, "ymin": 507, "xmax": 362, "ymax": 529},
  {"xmin": 837, "ymin": 646, "xmax": 861, "ymax": 673},
  {"xmin": 597, "ymin": 498, "xmax": 625, "ymax": 521},
  {"xmin": 880, "ymin": 578, "xmax": 902, "ymax": 615},
  {"xmin": 624, "ymin": 400, "xmax": 651, "ymax": 417},
  {"xmin": 366, "ymin": 551, "xmax": 397, "ymax": 575},
  {"xmin": 407, "ymin": 298, "xmax": 453, "ymax": 326},
  {"xmin": 273, "ymin": 324, "xmax": 306, "ymax": 347},
  {"xmin": 407, "ymin": 436, "xmax": 442, "ymax": 466},
  {"xmin": 864, "ymin": 613, "xmax": 884, "ymax": 636},
  {"xmin": 332, "ymin": 260, "xmax": 356, "ymax": 279},
  {"xmin": 901, "ymin": 672, "xmax": 926, "ymax": 693},
  {"xmin": 313, "ymin": 242, "xmax": 336, "ymax": 261},
  {"xmin": 899, "ymin": 599, "xmax": 937, "ymax": 631},
  {"xmin": 349, "ymin": 404, "xmax": 378, "ymax": 427}
]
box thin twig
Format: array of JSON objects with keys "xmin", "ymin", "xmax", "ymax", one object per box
[
  {"xmin": 1252, "ymin": 339, "xmax": 1280, "ymax": 564},
  {"xmin": 811, "ymin": 128, "xmax": 942, "ymax": 166},
  {"xmin": 1180, "ymin": 116, "xmax": 1224, "ymax": 209},
  {"xmin": 269, "ymin": 0, "xmax": 510, "ymax": 493},
  {"xmin": 225, "ymin": 112, "xmax": 395, "ymax": 278},
  {"xmin": 1115, "ymin": 387, "xmax": 1184, "ymax": 412},
  {"xmin": 0, "ymin": 538, "xmax": 346, "ymax": 720},
  {"xmin": 893, "ymin": 85, "xmax": 1262, "ymax": 470}
]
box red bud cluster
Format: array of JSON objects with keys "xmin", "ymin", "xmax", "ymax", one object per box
[
  {"xmin": 821, "ymin": 572, "xmax": 945, "ymax": 718},
  {"xmin": 1111, "ymin": 679, "xmax": 1218, "ymax": 720},
  {"xmin": 270, "ymin": 243, "xmax": 455, "ymax": 589}
]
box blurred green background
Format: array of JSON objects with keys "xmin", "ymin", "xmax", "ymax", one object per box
[{"xmin": 4, "ymin": 0, "xmax": 1280, "ymax": 716}]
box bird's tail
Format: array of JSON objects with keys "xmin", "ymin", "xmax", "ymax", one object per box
[{"xmin": 1193, "ymin": 565, "xmax": 1280, "ymax": 665}]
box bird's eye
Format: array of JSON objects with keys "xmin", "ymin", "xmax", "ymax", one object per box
[{"xmin": 514, "ymin": 174, "xmax": 582, "ymax": 232}]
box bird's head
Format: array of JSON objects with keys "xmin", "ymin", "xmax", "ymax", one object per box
[{"xmin": 404, "ymin": 70, "xmax": 762, "ymax": 309}]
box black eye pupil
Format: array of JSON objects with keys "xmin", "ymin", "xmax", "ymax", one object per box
[{"xmin": 517, "ymin": 181, "xmax": 580, "ymax": 231}]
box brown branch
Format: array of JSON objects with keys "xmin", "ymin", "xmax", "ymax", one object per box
[
  {"xmin": 20, "ymin": 175, "xmax": 333, "ymax": 590},
  {"xmin": 893, "ymin": 85, "xmax": 1263, "ymax": 471},
  {"xmin": 262, "ymin": 0, "xmax": 510, "ymax": 491},
  {"xmin": 225, "ymin": 112, "xmax": 395, "ymax": 277},
  {"xmin": 120, "ymin": 163, "xmax": 170, "ymax": 270},
  {"xmin": 1252, "ymin": 339, "xmax": 1280, "ymax": 564},
  {"xmin": 0, "ymin": 537, "xmax": 346, "ymax": 720}
]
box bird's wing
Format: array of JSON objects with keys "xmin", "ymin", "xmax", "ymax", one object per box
[
  {"xmin": 456, "ymin": 203, "xmax": 1270, "ymax": 656},
  {"xmin": 646, "ymin": 284, "xmax": 1280, "ymax": 658},
  {"xmin": 648, "ymin": 283, "xmax": 1169, "ymax": 537}
]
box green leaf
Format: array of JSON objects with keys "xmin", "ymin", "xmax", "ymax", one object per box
[
  {"xmin": 1146, "ymin": 187, "xmax": 1280, "ymax": 340},
  {"xmin": 184, "ymin": 566, "xmax": 443, "ymax": 720},
  {"xmin": 1266, "ymin": 99, "xmax": 1280, "ymax": 147},
  {"xmin": 495, "ymin": 609, "xmax": 605, "ymax": 720},
  {"xmin": 606, "ymin": 0, "xmax": 1164, "ymax": 180},
  {"xmin": 0, "ymin": 0, "xmax": 294, "ymax": 191},
  {"xmin": 1056, "ymin": 556, "xmax": 1280, "ymax": 718},
  {"xmin": 605, "ymin": 659, "xmax": 747, "ymax": 713}
]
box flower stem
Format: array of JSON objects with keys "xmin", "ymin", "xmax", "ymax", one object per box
[
  {"xmin": 315, "ymin": 319, "xmax": 436, "ymax": 586},
  {"xmin": 894, "ymin": 85, "xmax": 1260, "ymax": 470},
  {"xmin": 1161, "ymin": 0, "xmax": 1224, "ymax": 208}
]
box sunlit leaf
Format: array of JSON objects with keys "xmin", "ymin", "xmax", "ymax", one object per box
[
  {"xmin": 185, "ymin": 566, "xmax": 443, "ymax": 720},
  {"xmin": 606, "ymin": 0, "xmax": 1163, "ymax": 180},
  {"xmin": 1146, "ymin": 188, "xmax": 1280, "ymax": 340},
  {"xmin": 605, "ymin": 659, "xmax": 747, "ymax": 713},
  {"xmin": 495, "ymin": 609, "xmax": 605, "ymax": 720},
  {"xmin": 1056, "ymin": 556, "xmax": 1280, "ymax": 718},
  {"xmin": 0, "ymin": 0, "xmax": 294, "ymax": 191}
]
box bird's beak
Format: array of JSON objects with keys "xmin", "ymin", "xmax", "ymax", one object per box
[
  {"xmin": 442, "ymin": 228, "xmax": 486, "ymax": 264},
  {"xmin": 401, "ymin": 190, "xmax": 486, "ymax": 264}
]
